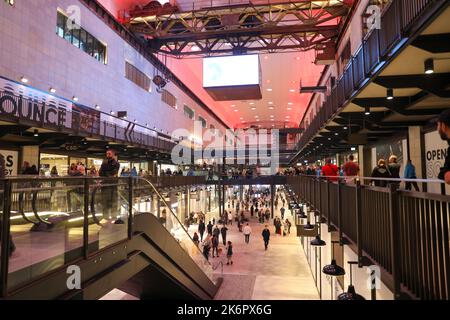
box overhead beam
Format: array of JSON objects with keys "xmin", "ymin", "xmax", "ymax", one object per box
[{"xmin": 411, "ymin": 33, "xmax": 450, "ymax": 53}]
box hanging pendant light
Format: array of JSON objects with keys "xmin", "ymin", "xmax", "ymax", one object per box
[
  {"xmin": 303, "ymin": 220, "xmax": 315, "ymax": 230},
  {"xmin": 311, "ymin": 235, "xmax": 326, "ymax": 246},
  {"xmin": 338, "ymin": 261, "xmax": 365, "ymax": 300},
  {"xmin": 323, "ymin": 241, "xmax": 346, "ymax": 276}
]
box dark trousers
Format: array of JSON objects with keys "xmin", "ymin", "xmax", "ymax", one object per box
[
  {"xmin": 101, "ymin": 186, "xmax": 118, "ymax": 219},
  {"xmin": 406, "ymin": 181, "xmax": 420, "ymax": 191},
  {"xmin": 200, "ymin": 231, "xmax": 204, "ymax": 242},
  {"xmin": 264, "ymin": 239, "xmax": 269, "ymax": 250},
  {"xmin": 212, "ymin": 245, "xmax": 219, "ymax": 257},
  {"xmin": 245, "ymin": 234, "xmax": 250, "ymax": 244},
  {"xmin": 222, "ymin": 235, "xmax": 227, "ymax": 246}
]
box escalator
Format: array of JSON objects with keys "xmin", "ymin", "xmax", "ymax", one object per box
[{"xmin": 2, "ymin": 177, "xmax": 221, "ymax": 300}]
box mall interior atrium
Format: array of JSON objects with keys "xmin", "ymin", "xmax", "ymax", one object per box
[{"xmin": 0, "ymin": 0, "xmax": 449, "ymax": 302}]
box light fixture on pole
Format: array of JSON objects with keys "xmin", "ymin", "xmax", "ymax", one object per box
[
  {"xmin": 364, "ymin": 107, "xmax": 371, "ymax": 116},
  {"xmin": 338, "ymin": 261, "xmax": 366, "ymax": 300},
  {"xmin": 323, "ymin": 240, "xmax": 346, "ymax": 276},
  {"xmin": 33, "ymin": 129, "xmax": 39, "ymax": 137}
]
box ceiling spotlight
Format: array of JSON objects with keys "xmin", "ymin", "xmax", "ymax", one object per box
[
  {"xmin": 72, "ymin": 96, "xmax": 79, "ymax": 102},
  {"xmin": 95, "ymin": 105, "xmax": 101, "ymax": 110},
  {"xmin": 288, "ymin": 102, "xmax": 293, "ymax": 105},
  {"xmin": 110, "ymin": 111, "xmax": 115, "ymax": 116},
  {"xmin": 268, "ymin": 106, "xmax": 274, "ymax": 110},
  {"xmin": 234, "ymin": 109, "xmax": 239, "ymax": 112},
  {"xmin": 364, "ymin": 107, "xmax": 371, "ymax": 115},
  {"xmin": 231, "ymin": 104, "xmax": 236, "ymax": 107},
  {"xmin": 287, "ymin": 107, "xmax": 292, "ymax": 110},
  {"xmin": 49, "ymin": 87, "xmax": 56, "ymax": 93},
  {"xmin": 335, "ymin": 133, "xmax": 339, "ymax": 136},
  {"xmin": 387, "ymin": 88, "xmax": 394, "ymax": 100},
  {"xmin": 343, "ymin": 126, "xmax": 348, "ymax": 130},
  {"xmin": 289, "ymin": 89, "xmax": 296, "ymax": 93},
  {"xmin": 249, "ymin": 102, "xmax": 255, "ymax": 105},
  {"xmin": 134, "ymin": 120, "xmax": 138, "ymax": 123},
  {"xmin": 251, "ymin": 107, "xmax": 257, "ymax": 110},
  {"xmin": 20, "ymin": 76, "xmax": 29, "ymax": 83},
  {"xmin": 33, "ymin": 129, "xmax": 39, "ymax": 137},
  {"xmin": 268, "ymin": 101, "xmax": 273, "ymax": 104},
  {"xmin": 351, "ymin": 147, "xmax": 356, "ymax": 151},
  {"xmin": 267, "ymin": 88, "xmax": 273, "ymax": 92},
  {"xmin": 424, "ymin": 58, "xmax": 434, "ymax": 74}
]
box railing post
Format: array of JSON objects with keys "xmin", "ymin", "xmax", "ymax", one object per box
[
  {"xmin": 0, "ymin": 180, "xmax": 12, "ymax": 298},
  {"xmin": 128, "ymin": 177, "xmax": 134, "ymax": 240},
  {"xmin": 326, "ymin": 181, "xmax": 331, "ymax": 231},
  {"xmin": 355, "ymin": 180, "xmax": 363, "ymax": 267},
  {"xmin": 388, "ymin": 183, "xmax": 401, "ymax": 299},
  {"xmin": 83, "ymin": 178, "xmax": 89, "ymax": 259},
  {"xmin": 337, "ymin": 180, "xmax": 343, "ymax": 244}
]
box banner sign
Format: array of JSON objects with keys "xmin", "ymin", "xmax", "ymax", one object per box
[
  {"xmin": 72, "ymin": 103, "xmax": 101, "ymax": 135},
  {"xmin": 424, "ymin": 130, "xmax": 449, "ymax": 194},
  {"xmin": 0, "ymin": 78, "xmax": 72, "ymax": 128},
  {"xmin": 0, "ymin": 149, "xmax": 18, "ymax": 176}
]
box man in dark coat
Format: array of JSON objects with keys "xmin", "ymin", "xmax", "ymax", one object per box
[
  {"xmin": 198, "ymin": 220, "xmax": 206, "ymax": 241},
  {"xmin": 262, "ymin": 225, "xmax": 271, "ymax": 250},
  {"xmin": 207, "ymin": 221, "xmax": 213, "ymax": 235},
  {"xmin": 220, "ymin": 225, "xmax": 228, "ymax": 245},
  {"xmin": 99, "ymin": 149, "xmax": 120, "ymax": 220}
]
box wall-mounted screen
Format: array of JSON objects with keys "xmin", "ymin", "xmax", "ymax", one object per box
[{"xmin": 203, "ymin": 55, "xmax": 260, "ymax": 88}]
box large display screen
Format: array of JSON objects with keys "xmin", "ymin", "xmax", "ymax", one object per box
[{"xmin": 203, "ymin": 55, "xmax": 260, "ymax": 88}]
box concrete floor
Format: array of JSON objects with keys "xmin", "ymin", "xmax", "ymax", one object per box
[{"xmin": 207, "ymin": 198, "xmax": 320, "ymax": 300}]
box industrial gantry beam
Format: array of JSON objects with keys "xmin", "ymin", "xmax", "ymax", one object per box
[{"xmin": 124, "ymin": 0, "xmax": 354, "ymax": 57}]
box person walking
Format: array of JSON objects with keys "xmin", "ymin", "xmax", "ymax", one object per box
[
  {"xmin": 262, "ymin": 225, "xmax": 271, "ymax": 250},
  {"xmin": 193, "ymin": 232, "xmax": 200, "ymax": 246},
  {"xmin": 280, "ymin": 206, "xmax": 285, "ymax": 220},
  {"xmin": 207, "ymin": 221, "xmax": 213, "ymax": 235},
  {"xmin": 202, "ymin": 234, "xmax": 212, "ymax": 261},
  {"xmin": 343, "ymin": 155, "xmax": 360, "ymax": 184},
  {"xmin": 286, "ymin": 219, "xmax": 292, "ymax": 235},
  {"xmin": 404, "ymin": 159, "xmax": 420, "ymax": 191},
  {"xmin": 388, "ymin": 155, "xmax": 401, "ymax": 188},
  {"xmin": 371, "ymin": 159, "xmax": 391, "ymax": 187},
  {"xmin": 213, "ymin": 225, "xmax": 220, "ymax": 238},
  {"xmin": 226, "ymin": 241, "xmax": 233, "ymax": 265},
  {"xmin": 228, "ymin": 211, "xmax": 233, "ymax": 226},
  {"xmin": 220, "ymin": 225, "xmax": 228, "ymax": 246},
  {"xmin": 437, "ymin": 109, "xmax": 450, "ymax": 184},
  {"xmin": 322, "ymin": 158, "xmax": 339, "ymax": 182},
  {"xmin": 243, "ymin": 223, "xmax": 252, "ymax": 244},
  {"xmin": 198, "ymin": 219, "xmax": 206, "ymax": 241},
  {"xmin": 211, "ymin": 234, "xmax": 219, "ymax": 258}
]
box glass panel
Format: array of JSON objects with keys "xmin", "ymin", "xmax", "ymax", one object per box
[
  {"xmin": 7, "ymin": 177, "xmax": 85, "ymax": 291},
  {"xmin": 56, "ymin": 13, "xmax": 66, "ymax": 38},
  {"xmin": 71, "ymin": 28, "xmax": 81, "ymax": 48},
  {"xmin": 86, "ymin": 33, "xmax": 94, "ymax": 56},
  {"xmin": 79, "ymin": 29, "xmax": 87, "ymax": 52},
  {"xmin": 88, "ymin": 178, "xmax": 128, "ymax": 254}
]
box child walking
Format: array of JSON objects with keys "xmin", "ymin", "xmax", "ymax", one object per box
[{"xmin": 226, "ymin": 241, "xmax": 233, "ymax": 265}]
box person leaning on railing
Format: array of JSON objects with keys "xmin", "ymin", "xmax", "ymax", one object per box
[
  {"xmin": 437, "ymin": 109, "xmax": 450, "ymax": 185},
  {"xmin": 0, "ymin": 153, "xmax": 16, "ymax": 256}
]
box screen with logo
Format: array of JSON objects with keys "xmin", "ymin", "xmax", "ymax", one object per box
[{"xmin": 203, "ymin": 55, "xmax": 260, "ymax": 88}]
